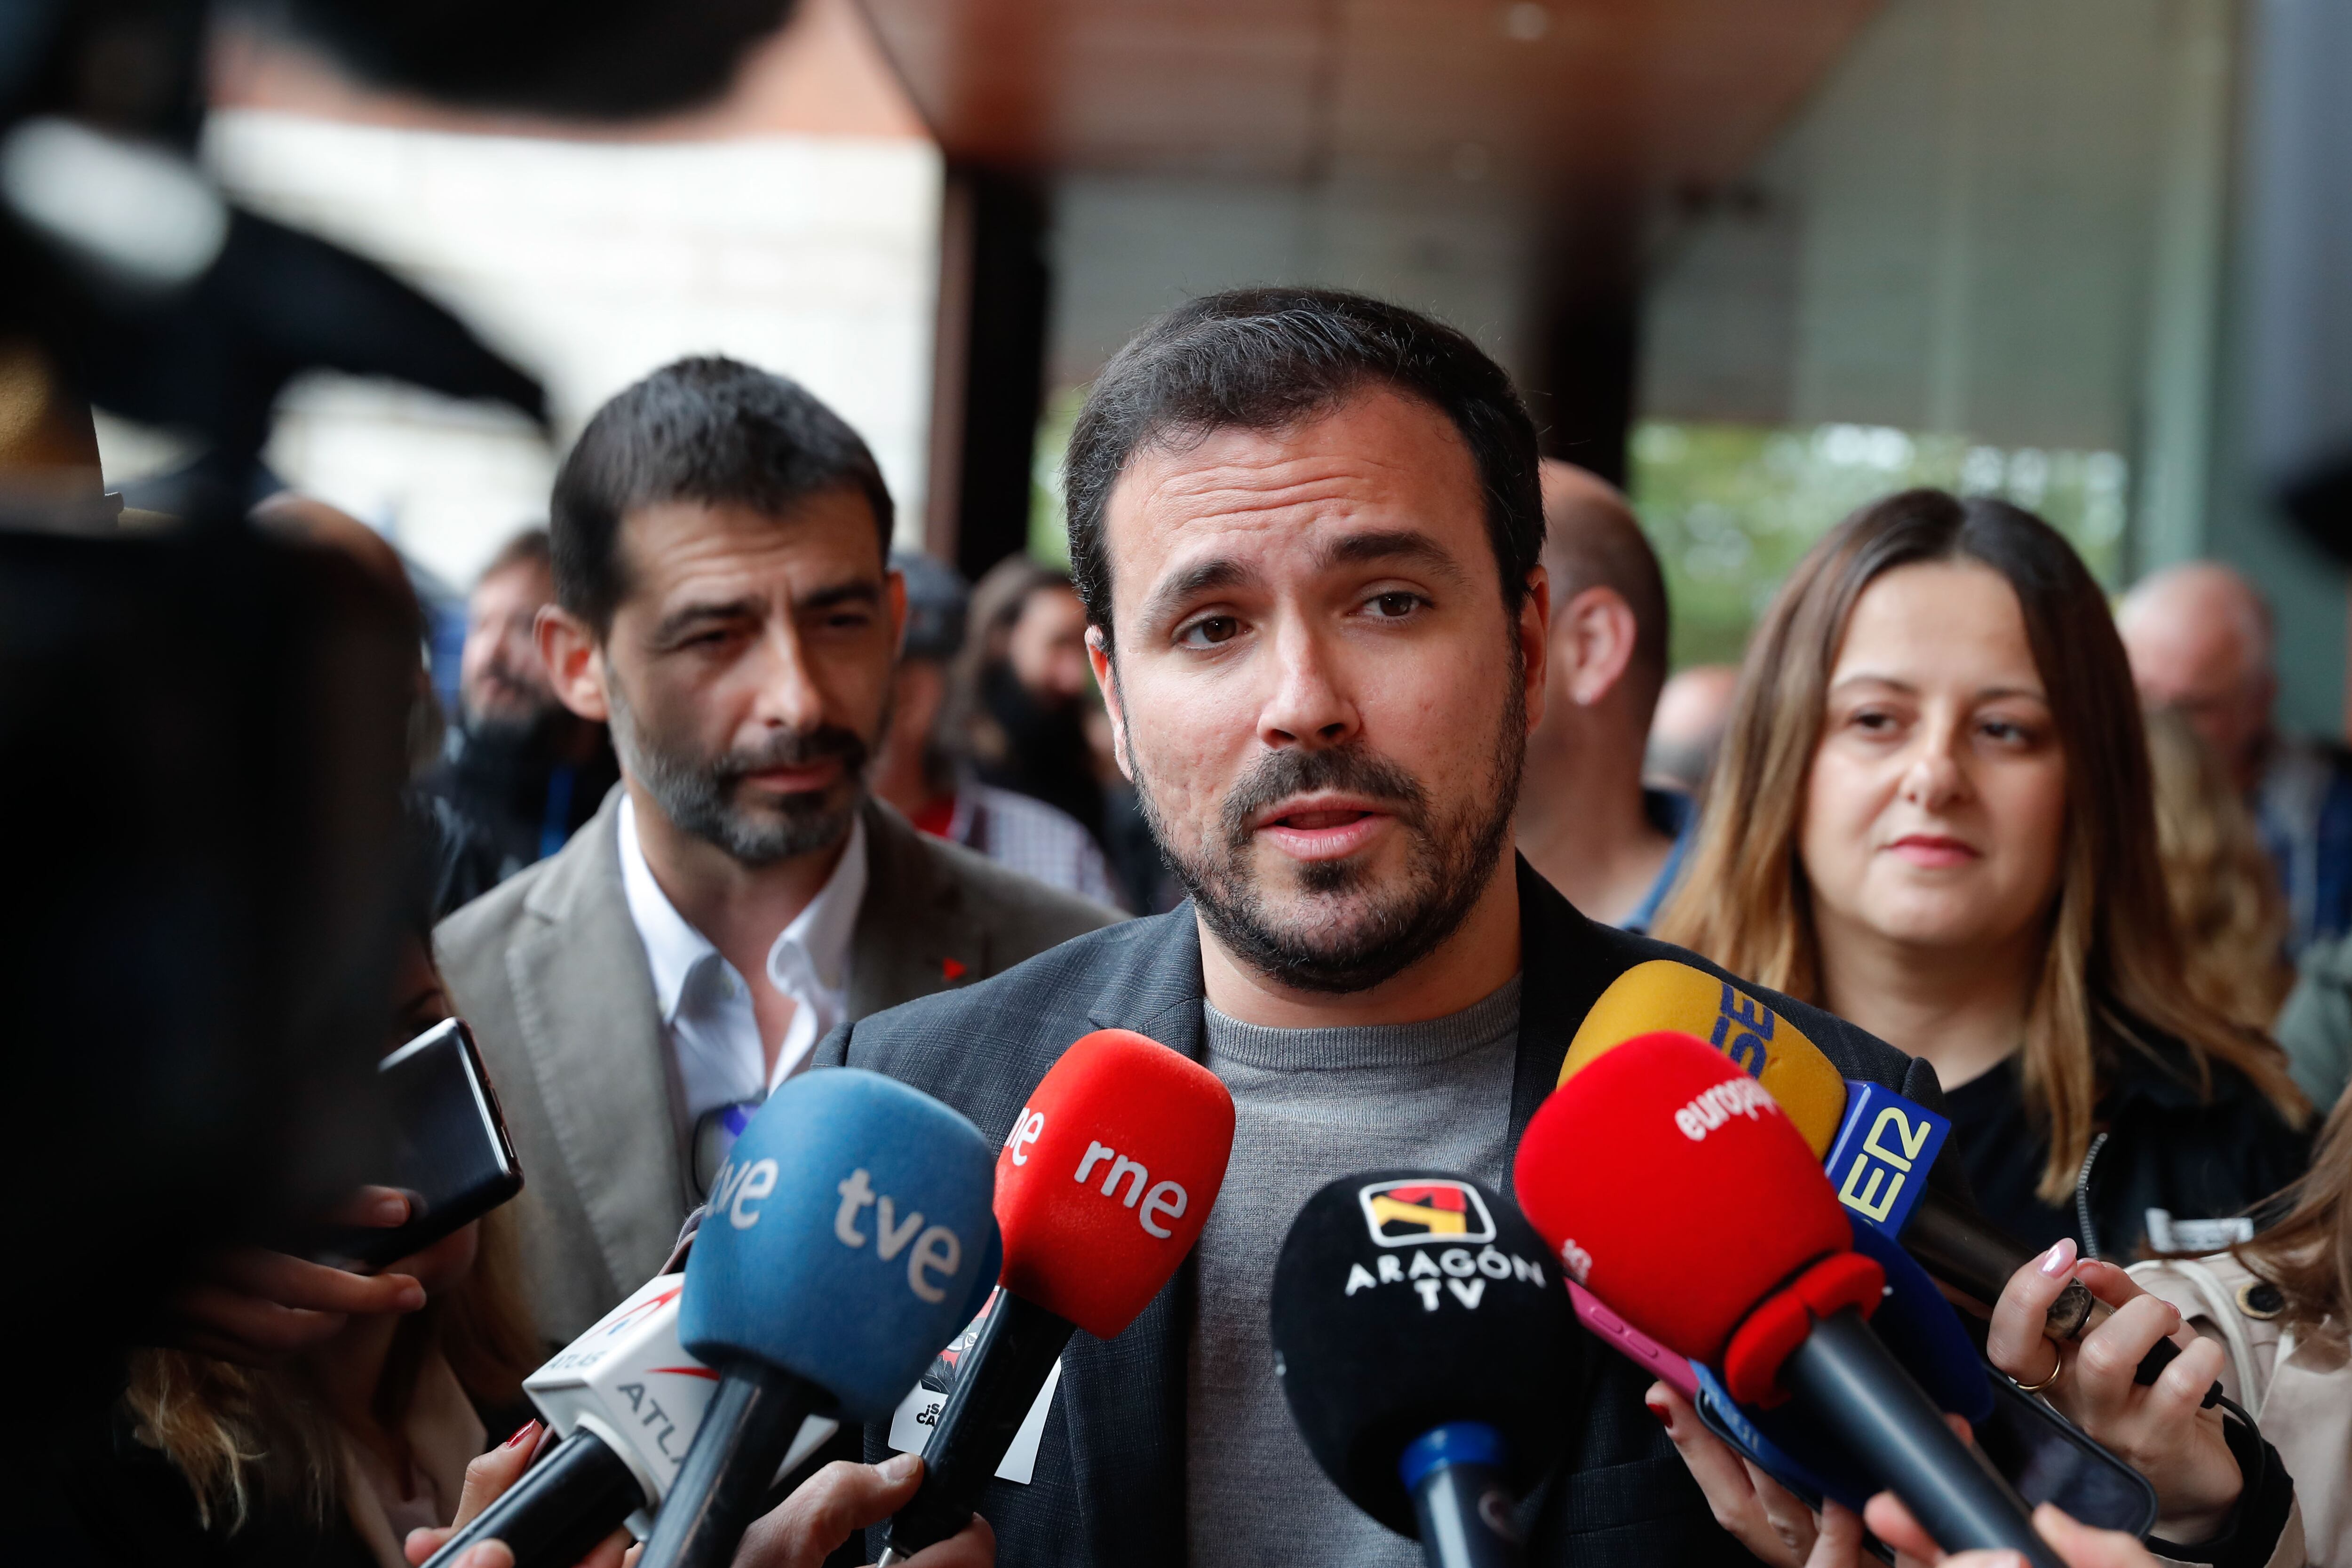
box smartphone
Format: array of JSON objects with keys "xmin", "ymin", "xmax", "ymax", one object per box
[{"xmin": 310, "ymin": 1018, "xmax": 524, "ymax": 1271}]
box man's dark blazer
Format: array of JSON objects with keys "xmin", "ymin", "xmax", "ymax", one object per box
[{"xmin": 813, "ymin": 857, "xmax": 1960, "ymax": 1567}]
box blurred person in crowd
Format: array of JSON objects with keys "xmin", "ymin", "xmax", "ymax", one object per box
[
  {"xmin": 252, "ymin": 493, "xmax": 507, "ymax": 914},
  {"xmin": 960, "ymin": 556, "xmax": 1108, "ymax": 842},
  {"xmin": 1645, "ymin": 662, "xmax": 1739, "ymax": 796},
  {"xmin": 65, "ymin": 802, "xmax": 541, "ymax": 1568},
  {"xmin": 2275, "ymin": 935, "xmax": 2352, "ymax": 1114},
  {"xmin": 1514, "ymin": 460, "xmax": 1692, "ymax": 930},
  {"xmin": 819, "ymin": 287, "xmax": 1952, "ymax": 1568},
  {"xmin": 870, "ymin": 550, "xmax": 1122, "ymax": 906},
  {"xmin": 2146, "ymin": 705, "xmax": 2295, "ymax": 1033},
  {"xmin": 253, "ymin": 492, "xmax": 447, "ymax": 777},
  {"xmin": 423, "ymin": 528, "xmax": 621, "ymax": 887},
  {"xmin": 2120, "ymin": 562, "xmax": 2352, "ymax": 958},
  {"xmin": 435, "ymin": 358, "xmax": 1114, "ymax": 1344},
  {"xmin": 1658, "ymin": 490, "xmax": 2309, "ymax": 1262}
]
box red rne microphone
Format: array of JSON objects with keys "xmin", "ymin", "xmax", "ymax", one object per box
[
  {"xmin": 878, "ymin": 1030, "xmax": 1234, "ymax": 1564},
  {"xmin": 1512, "ymin": 1033, "xmax": 2061, "ymax": 1568}
]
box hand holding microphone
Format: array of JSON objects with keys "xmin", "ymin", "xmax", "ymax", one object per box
[
  {"xmin": 1269, "ymin": 1171, "xmax": 1577, "ymax": 1568},
  {"xmin": 879, "ymin": 1029, "xmax": 1235, "ymax": 1564},
  {"xmin": 405, "ymin": 1436, "xmax": 994, "ymax": 1568},
  {"xmin": 628, "ymin": 1069, "xmax": 1003, "ymax": 1568},
  {"xmin": 1516, "ymin": 1031, "xmax": 2062, "ymax": 1567},
  {"xmin": 1985, "ymin": 1244, "xmax": 2243, "ymax": 1544}
]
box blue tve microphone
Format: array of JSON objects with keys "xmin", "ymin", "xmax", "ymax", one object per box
[{"xmin": 636, "ymin": 1069, "xmax": 1001, "ymax": 1568}]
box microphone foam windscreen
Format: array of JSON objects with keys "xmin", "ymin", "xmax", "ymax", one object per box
[
  {"xmin": 680, "ymin": 1069, "xmax": 1000, "ymax": 1423},
  {"xmin": 995, "ymin": 1029, "xmax": 1235, "ymax": 1338},
  {"xmin": 1513, "ymin": 1032, "xmax": 1851, "ymax": 1364},
  {"xmin": 1269, "ymin": 1171, "xmax": 1577, "ymax": 1536},
  {"xmin": 1558, "ymin": 961, "xmax": 1848, "ymax": 1155}
]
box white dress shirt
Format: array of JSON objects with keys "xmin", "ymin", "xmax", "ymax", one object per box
[{"xmin": 617, "ymin": 795, "xmax": 867, "ymax": 1129}]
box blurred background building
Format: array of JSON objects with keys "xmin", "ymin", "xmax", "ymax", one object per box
[{"xmin": 85, "ymin": 0, "xmax": 2352, "ymax": 735}]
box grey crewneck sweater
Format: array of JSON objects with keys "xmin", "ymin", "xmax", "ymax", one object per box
[{"xmin": 1184, "ymin": 976, "xmax": 1521, "ymax": 1568}]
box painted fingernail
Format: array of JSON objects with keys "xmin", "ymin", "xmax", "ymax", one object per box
[
  {"xmin": 1645, "ymin": 1400, "xmax": 1672, "ymax": 1429},
  {"xmin": 880, "ymin": 1452, "xmax": 922, "ymax": 1482},
  {"xmin": 2038, "ymin": 1239, "xmax": 2075, "ymax": 1276},
  {"xmin": 505, "ymin": 1419, "xmax": 541, "ymax": 1449}
]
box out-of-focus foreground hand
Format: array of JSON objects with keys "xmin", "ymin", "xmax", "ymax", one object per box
[
  {"xmin": 400, "ymin": 1441, "xmax": 994, "ymax": 1568},
  {"xmin": 165, "ymin": 1186, "xmax": 426, "ymax": 1365},
  {"xmin": 1867, "ymin": 1494, "xmax": 2161, "ymax": 1568},
  {"xmin": 739, "ymin": 1454, "xmax": 994, "ymax": 1568},
  {"xmin": 1985, "ymin": 1239, "xmax": 2241, "ymax": 1542}
]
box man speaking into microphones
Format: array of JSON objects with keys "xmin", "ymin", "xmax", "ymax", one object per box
[{"xmin": 815, "ymin": 288, "xmax": 1968, "ymax": 1568}]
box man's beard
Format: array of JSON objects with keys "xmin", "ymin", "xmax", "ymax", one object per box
[
  {"xmin": 1130, "ymin": 673, "xmax": 1526, "ymax": 995},
  {"xmin": 606, "ymin": 677, "xmax": 874, "ymax": 867}
]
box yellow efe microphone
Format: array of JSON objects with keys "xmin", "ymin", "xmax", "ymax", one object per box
[{"xmin": 1559, "ymin": 960, "xmax": 1848, "ymax": 1155}]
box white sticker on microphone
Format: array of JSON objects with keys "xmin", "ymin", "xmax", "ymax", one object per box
[{"xmin": 886, "ymin": 1359, "xmax": 1062, "ymax": 1484}]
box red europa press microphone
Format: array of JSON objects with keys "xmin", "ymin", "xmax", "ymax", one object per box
[
  {"xmin": 1511, "ymin": 1032, "xmax": 2062, "ymax": 1568},
  {"xmin": 877, "ymin": 1029, "xmax": 1236, "ymax": 1566}
]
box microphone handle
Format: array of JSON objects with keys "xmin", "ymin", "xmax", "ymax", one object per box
[
  {"xmin": 1899, "ymin": 1193, "xmax": 2099, "ymax": 1340},
  {"xmin": 637, "ymin": 1364, "xmax": 826, "ymax": 1568},
  {"xmin": 422, "ymin": 1429, "xmax": 646, "ymax": 1568},
  {"xmin": 1403, "ymin": 1424, "xmax": 1521, "ymax": 1568},
  {"xmin": 883, "ymin": 1291, "xmax": 1076, "ymax": 1560},
  {"xmin": 1899, "ymin": 1196, "xmax": 2214, "ymax": 1400},
  {"xmin": 1784, "ymin": 1308, "xmax": 2061, "ymax": 1568}
]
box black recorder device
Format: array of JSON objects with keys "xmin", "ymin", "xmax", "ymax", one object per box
[{"xmin": 311, "ymin": 1019, "xmax": 524, "ymax": 1271}]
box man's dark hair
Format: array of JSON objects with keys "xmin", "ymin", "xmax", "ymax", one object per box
[
  {"xmin": 1062, "ymin": 288, "xmax": 1544, "ymax": 646},
  {"xmin": 551, "ymin": 356, "xmax": 894, "ymax": 632}
]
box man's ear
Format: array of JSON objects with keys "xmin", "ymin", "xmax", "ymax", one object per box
[
  {"xmin": 1085, "ymin": 626, "xmax": 1135, "ymax": 782},
  {"xmin": 536, "ymin": 604, "xmax": 611, "ymax": 723},
  {"xmin": 1520, "ymin": 564, "xmax": 1551, "ymax": 734},
  {"xmin": 1558, "ymin": 584, "xmax": 1638, "ymax": 709}
]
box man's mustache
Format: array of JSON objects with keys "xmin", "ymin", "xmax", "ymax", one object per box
[
  {"xmin": 713, "ymin": 724, "xmax": 869, "ymax": 789},
  {"xmin": 1219, "ymin": 745, "xmax": 1429, "ymax": 850}
]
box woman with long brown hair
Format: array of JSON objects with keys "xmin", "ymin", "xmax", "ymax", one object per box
[{"xmin": 1656, "ymin": 489, "xmax": 2309, "ymax": 1260}]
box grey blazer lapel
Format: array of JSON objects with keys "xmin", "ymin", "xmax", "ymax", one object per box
[
  {"xmin": 506, "ymin": 799, "xmax": 688, "ymax": 1298},
  {"xmin": 848, "ymin": 799, "xmax": 986, "ymax": 1017},
  {"xmin": 1062, "ymin": 907, "xmax": 1205, "ymax": 1568}
]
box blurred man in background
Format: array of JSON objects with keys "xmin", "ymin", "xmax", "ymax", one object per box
[
  {"xmin": 2119, "ymin": 560, "xmax": 2352, "ymax": 955},
  {"xmin": 871, "ymin": 550, "xmax": 1123, "ymax": 906},
  {"xmin": 1645, "ymin": 662, "xmax": 1740, "ymax": 797},
  {"xmin": 961, "ymin": 557, "xmax": 1109, "ymax": 844},
  {"xmin": 1514, "ymin": 461, "xmax": 1692, "ymax": 930},
  {"xmin": 425, "ymin": 526, "xmax": 621, "ymax": 885},
  {"xmin": 435, "ymin": 358, "xmax": 1112, "ymax": 1343}
]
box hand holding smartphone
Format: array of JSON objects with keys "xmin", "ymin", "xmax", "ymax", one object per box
[{"xmin": 307, "ymin": 1018, "xmax": 524, "ymax": 1272}]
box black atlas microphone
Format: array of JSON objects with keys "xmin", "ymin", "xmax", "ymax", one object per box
[
  {"xmin": 1269, "ymin": 1171, "xmax": 1578, "ymax": 1568},
  {"xmin": 1517, "ymin": 1033, "xmax": 2064, "ymax": 1568},
  {"xmin": 876, "ymin": 1029, "xmax": 1235, "ymax": 1564}
]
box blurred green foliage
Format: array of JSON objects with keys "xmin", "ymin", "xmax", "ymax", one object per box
[
  {"xmin": 1629, "ymin": 421, "xmax": 2128, "ymax": 669},
  {"xmin": 1028, "ymin": 386, "xmax": 1088, "ymax": 569}
]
